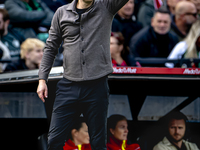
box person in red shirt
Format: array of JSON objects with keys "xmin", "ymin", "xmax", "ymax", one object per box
[
  {"xmin": 110, "ymin": 32, "xmax": 128, "ymax": 67},
  {"xmin": 63, "ymin": 117, "xmax": 91, "ymax": 150},
  {"xmin": 107, "ymin": 114, "xmax": 141, "ymax": 150}
]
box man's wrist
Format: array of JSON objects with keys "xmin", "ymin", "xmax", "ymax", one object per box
[{"xmin": 39, "ymin": 79, "xmax": 46, "ymax": 84}]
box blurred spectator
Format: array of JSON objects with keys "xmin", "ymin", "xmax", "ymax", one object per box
[
  {"xmin": 114, "ymin": 0, "xmax": 143, "ymax": 46},
  {"xmin": 166, "ymin": 20, "xmax": 200, "ymax": 68},
  {"xmin": 153, "ymin": 111, "xmax": 199, "ymax": 150},
  {"xmin": 171, "ymin": 1, "xmax": 197, "ymax": 41},
  {"xmin": 4, "ymin": 0, "xmax": 54, "ymax": 39},
  {"xmin": 42, "ymin": 0, "xmax": 70, "ymax": 12},
  {"xmin": 110, "ymin": 32, "xmax": 139, "ymax": 67},
  {"xmin": 4, "ymin": 38, "xmax": 44, "ymax": 72},
  {"xmin": 134, "ymin": 0, "xmax": 146, "ymax": 17},
  {"xmin": 0, "ymin": 8, "xmax": 25, "ymax": 60},
  {"xmin": 188, "ymin": 0, "xmax": 200, "ymax": 18},
  {"xmin": 130, "ymin": 7, "xmax": 179, "ymax": 66},
  {"xmin": 63, "ymin": 117, "xmax": 91, "ymax": 150},
  {"xmin": 137, "ymin": 0, "xmax": 167, "ymax": 27},
  {"xmin": 0, "ymin": 45, "xmax": 2, "ymax": 58},
  {"xmin": 110, "ymin": 32, "xmax": 128, "ymax": 67},
  {"xmin": 112, "ymin": 18, "xmax": 122, "ymax": 32},
  {"xmin": 167, "ymin": 0, "xmax": 185, "ymax": 15},
  {"xmin": 0, "ymin": 40, "xmax": 11, "ymax": 72},
  {"xmin": 137, "ymin": 0, "xmax": 192, "ymax": 28},
  {"xmin": 107, "ymin": 114, "xmax": 141, "ymax": 150}
]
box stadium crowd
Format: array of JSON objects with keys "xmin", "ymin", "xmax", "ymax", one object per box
[{"xmin": 0, "ymin": 0, "xmax": 199, "ymax": 72}]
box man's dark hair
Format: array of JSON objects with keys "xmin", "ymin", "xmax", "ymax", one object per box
[
  {"xmin": 165, "ymin": 111, "xmax": 188, "ymax": 125},
  {"xmin": 159, "ymin": 110, "xmax": 188, "ymax": 127},
  {"xmin": 0, "ymin": 8, "xmax": 9, "ymax": 21},
  {"xmin": 154, "ymin": 6, "xmax": 171, "ymax": 16}
]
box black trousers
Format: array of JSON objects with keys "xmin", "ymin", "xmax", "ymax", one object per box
[{"xmin": 48, "ymin": 76, "xmax": 109, "ymax": 150}]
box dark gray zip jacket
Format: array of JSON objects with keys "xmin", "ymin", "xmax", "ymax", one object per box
[{"xmin": 39, "ymin": 0, "xmax": 128, "ymax": 81}]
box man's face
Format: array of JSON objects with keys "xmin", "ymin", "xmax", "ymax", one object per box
[
  {"xmin": 167, "ymin": 0, "xmax": 186, "ymax": 14},
  {"xmin": 168, "ymin": 119, "xmax": 186, "ymax": 143},
  {"xmin": 0, "ymin": 13, "xmax": 5, "ymax": 36},
  {"xmin": 167, "ymin": 0, "xmax": 184, "ymax": 8},
  {"xmin": 182, "ymin": 6, "xmax": 197, "ymax": 26},
  {"xmin": 118, "ymin": 0, "xmax": 134, "ymax": 19},
  {"xmin": 151, "ymin": 12, "xmax": 171, "ymax": 35}
]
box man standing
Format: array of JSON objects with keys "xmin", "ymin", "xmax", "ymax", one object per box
[
  {"xmin": 37, "ymin": 0, "xmax": 128, "ymax": 150},
  {"xmin": 153, "ymin": 111, "xmax": 199, "ymax": 150}
]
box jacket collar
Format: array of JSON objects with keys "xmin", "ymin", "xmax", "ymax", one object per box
[
  {"xmin": 163, "ymin": 137, "xmax": 174, "ymax": 146},
  {"xmin": 66, "ymin": 0, "xmax": 96, "ymax": 12},
  {"xmin": 150, "ymin": 26, "xmax": 169, "ymax": 41},
  {"xmin": 66, "ymin": 139, "xmax": 77, "ymax": 147},
  {"xmin": 108, "ymin": 136, "xmax": 126, "ymax": 148},
  {"xmin": 66, "ymin": 0, "xmax": 77, "ymax": 12},
  {"xmin": 163, "ymin": 136, "xmax": 186, "ymax": 147}
]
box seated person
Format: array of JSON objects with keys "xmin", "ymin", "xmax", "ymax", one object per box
[
  {"xmin": 153, "ymin": 111, "xmax": 199, "ymax": 150},
  {"xmin": 114, "ymin": 0, "xmax": 143, "ymax": 46},
  {"xmin": 137, "ymin": 0, "xmax": 164, "ymax": 28},
  {"xmin": 63, "ymin": 117, "xmax": 91, "ymax": 150},
  {"xmin": 0, "ymin": 8, "xmax": 25, "ymax": 61},
  {"xmin": 0, "ymin": 40, "xmax": 11, "ymax": 72},
  {"xmin": 4, "ymin": 0, "xmax": 54, "ymax": 39},
  {"xmin": 42, "ymin": 0, "xmax": 69, "ymax": 12},
  {"xmin": 110, "ymin": 32, "xmax": 128, "ymax": 67},
  {"xmin": 110, "ymin": 32, "xmax": 139, "ymax": 67},
  {"xmin": 112, "ymin": 18, "xmax": 122, "ymax": 32},
  {"xmin": 170, "ymin": 1, "xmax": 197, "ymax": 41},
  {"xmin": 166, "ymin": 19, "xmax": 200, "ymax": 68},
  {"xmin": 4, "ymin": 38, "xmax": 44, "ymax": 72},
  {"xmin": 130, "ymin": 6, "xmax": 179, "ymax": 67},
  {"xmin": 107, "ymin": 114, "xmax": 141, "ymax": 150}
]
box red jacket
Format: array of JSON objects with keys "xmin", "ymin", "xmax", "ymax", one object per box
[
  {"xmin": 112, "ymin": 59, "xmax": 127, "ymax": 67},
  {"xmin": 107, "ymin": 136, "xmax": 141, "ymax": 150},
  {"xmin": 63, "ymin": 139, "xmax": 92, "ymax": 150}
]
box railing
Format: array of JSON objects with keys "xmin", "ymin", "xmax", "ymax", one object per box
[{"xmin": 134, "ymin": 57, "xmax": 200, "ymax": 67}]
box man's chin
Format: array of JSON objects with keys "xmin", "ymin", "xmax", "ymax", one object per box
[
  {"xmin": 171, "ymin": 137, "xmax": 183, "ymax": 143},
  {"xmin": 158, "ymin": 31, "xmax": 168, "ymax": 35},
  {"xmin": 167, "ymin": 135, "xmax": 183, "ymax": 143}
]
